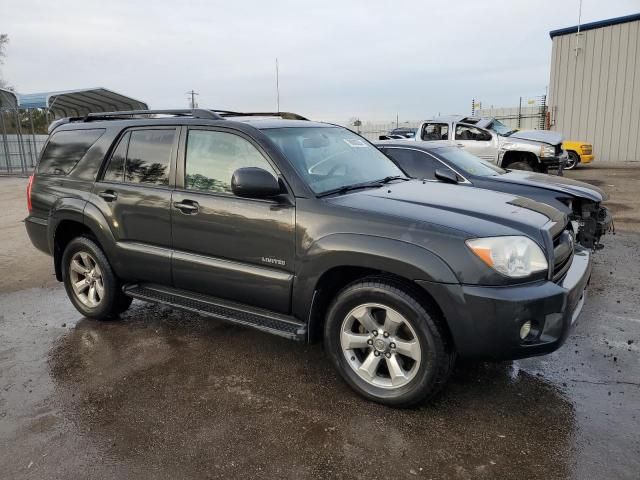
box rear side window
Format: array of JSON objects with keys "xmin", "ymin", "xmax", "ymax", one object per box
[
  {"xmin": 38, "ymin": 129, "xmax": 105, "ymax": 175},
  {"xmin": 125, "ymin": 130, "xmax": 174, "ymax": 185},
  {"xmin": 103, "ymin": 132, "xmax": 129, "ymax": 182},
  {"xmin": 102, "ymin": 129, "xmax": 175, "ymax": 186},
  {"xmin": 421, "ymin": 123, "xmax": 449, "ymax": 141}
]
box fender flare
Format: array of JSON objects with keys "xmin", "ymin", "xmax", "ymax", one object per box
[{"xmin": 292, "ymin": 233, "xmax": 459, "ymax": 322}]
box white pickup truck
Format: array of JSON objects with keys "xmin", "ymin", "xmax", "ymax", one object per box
[{"xmin": 387, "ymin": 115, "xmax": 567, "ymax": 173}]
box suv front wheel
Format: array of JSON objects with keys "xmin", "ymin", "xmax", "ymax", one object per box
[
  {"xmin": 324, "ymin": 277, "xmax": 455, "ymax": 407},
  {"xmin": 61, "ymin": 237, "xmax": 132, "ymax": 320}
]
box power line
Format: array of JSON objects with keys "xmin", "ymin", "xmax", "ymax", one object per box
[{"xmin": 186, "ymin": 90, "xmax": 199, "ymax": 109}]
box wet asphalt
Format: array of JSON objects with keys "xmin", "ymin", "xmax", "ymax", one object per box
[{"xmin": 1, "ymin": 167, "xmax": 639, "ymax": 479}]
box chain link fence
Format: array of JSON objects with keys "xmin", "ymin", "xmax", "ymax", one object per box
[{"xmin": 0, "ymin": 108, "xmax": 48, "ymax": 175}]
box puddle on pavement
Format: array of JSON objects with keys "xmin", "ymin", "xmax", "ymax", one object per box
[{"xmin": 43, "ymin": 301, "xmax": 575, "ymax": 479}]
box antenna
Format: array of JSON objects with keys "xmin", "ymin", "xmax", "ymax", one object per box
[
  {"xmin": 186, "ymin": 90, "xmax": 199, "ymax": 109},
  {"xmin": 575, "ymin": 0, "xmax": 583, "ymax": 56},
  {"xmin": 275, "ymin": 58, "xmax": 280, "ymax": 113}
]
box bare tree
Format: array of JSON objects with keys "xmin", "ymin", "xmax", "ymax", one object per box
[{"xmin": 0, "ymin": 34, "xmax": 10, "ymax": 89}]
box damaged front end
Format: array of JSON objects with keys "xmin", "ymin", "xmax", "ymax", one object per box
[{"xmin": 571, "ymin": 200, "xmax": 613, "ymax": 250}]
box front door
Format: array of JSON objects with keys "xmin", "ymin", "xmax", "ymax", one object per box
[
  {"xmin": 171, "ymin": 127, "xmax": 295, "ymax": 314},
  {"xmin": 91, "ymin": 127, "xmax": 178, "ymax": 285},
  {"xmin": 453, "ymin": 124, "xmax": 498, "ymax": 163}
]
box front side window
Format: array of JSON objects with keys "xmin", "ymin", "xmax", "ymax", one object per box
[
  {"xmin": 384, "ymin": 148, "xmax": 438, "ymax": 180},
  {"xmin": 263, "ymin": 127, "xmax": 404, "ymax": 194},
  {"xmin": 455, "ymin": 125, "xmax": 491, "ymax": 141},
  {"xmin": 185, "ymin": 130, "xmax": 276, "ymax": 194},
  {"xmin": 38, "ymin": 129, "xmax": 105, "ymax": 175},
  {"xmin": 125, "ymin": 129, "xmax": 174, "ymax": 185},
  {"xmin": 421, "ymin": 123, "xmax": 449, "ymax": 141}
]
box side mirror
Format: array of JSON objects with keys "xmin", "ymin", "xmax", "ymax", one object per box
[
  {"xmin": 434, "ymin": 168, "xmax": 459, "ymax": 184},
  {"xmin": 231, "ymin": 167, "xmax": 281, "ymax": 198}
]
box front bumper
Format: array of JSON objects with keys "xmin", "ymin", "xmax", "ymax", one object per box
[
  {"xmin": 580, "ymin": 154, "xmax": 594, "ymax": 164},
  {"xmin": 540, "ymin": 150, "xmax": 568, "ymax": 169},
  {"xmin": 417, "ymin": 247, "xmax": 592, "ymax": 360}
]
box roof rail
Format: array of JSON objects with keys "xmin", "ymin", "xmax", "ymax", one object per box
[
  {"xmin": 76, "ymin": 109, "xmax": 308, "ymax": 124},
  {"xmin": 219, "ymin": 111, "xmax": 308, "ymax": 120},
  {"xmin": 83, "ymin": 109, "xmax": 223, "ymax": 121}
]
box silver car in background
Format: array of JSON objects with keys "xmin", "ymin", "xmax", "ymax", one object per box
[{"xmin": 398, "ymin": 116, "xmax": 567, "ymax": 173}]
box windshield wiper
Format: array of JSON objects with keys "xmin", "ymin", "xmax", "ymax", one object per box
[
  {"xmin": 317, "ymin": 182, "xmax": 383, "ymax": 198},
  {"xmin": 374, "ymin": 175, "xmax": 409, "ymax": 185},
  {"xmin": 317, "ymin": 176, "xmax": 409, "ymax": 198}
]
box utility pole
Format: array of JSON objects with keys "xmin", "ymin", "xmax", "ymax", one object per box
[
  {"xmin": 275, "ymin": 58, "xmax": 280, "ymax": 113},
  {"xmin": 186, "ymin": 90, "xmax": 199, "ymax": 109}
]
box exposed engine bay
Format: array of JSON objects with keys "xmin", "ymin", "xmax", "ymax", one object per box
[{"xmin": 572, "ymin": 201, "xmax": 613, "ymax": 250}]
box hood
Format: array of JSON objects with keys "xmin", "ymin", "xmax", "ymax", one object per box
[
  {"xmin": 508, "ymin": 130, "xmax": 564, "ymax": 146},
  {"xmin": 495, "ymin": 170, "xmax": 608, "ymax": 202},
  {"xmin": 326, "ymin": 180, "xmax": 566, "ymax": 238}
]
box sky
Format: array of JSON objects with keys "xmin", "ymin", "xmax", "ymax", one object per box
[{"xmin": 2, "ymin": 0, "xmax": 639, "ymax": 122}]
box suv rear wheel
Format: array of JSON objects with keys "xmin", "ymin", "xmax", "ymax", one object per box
[
  {"xmin": 61, "ymin": 237, "xmax": 132, "ymax": 320},
  {"xmin": 324, "ymin": 277, "xmax": 455, "ymax": 407}
]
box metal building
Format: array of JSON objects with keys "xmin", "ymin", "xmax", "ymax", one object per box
[
  {"xmin": 1, "ymin": 87, "xmax": 148, "ymax": 174},
  {"xmin": 548, "ymin": 13, "xmax": 640, "ymax": 162}
]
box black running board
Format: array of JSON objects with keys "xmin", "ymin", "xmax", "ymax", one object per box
[{"xmin": 123, "ymin": 283, "xmax": 307, "ymax": 341}]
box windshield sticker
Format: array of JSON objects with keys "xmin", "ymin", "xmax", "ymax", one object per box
[{"xmin": 343, "ymin": 138, "xmax": 368, "ymax": 148}]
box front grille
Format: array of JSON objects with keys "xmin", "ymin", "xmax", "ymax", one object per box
[{"xmin": 552, "ymin": 230, "xmax": 574, "ymax": 282}]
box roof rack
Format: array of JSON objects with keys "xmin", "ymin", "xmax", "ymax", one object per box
[
  {"xmin": 218, "ymin": 111, "xmax": 309, "ymax": 121},
  {"xmin": 84, "ymin": 109, "xmax": 223, "ymax": 121},
  {"xmin": 49, "ymin": 109, "xmax": 310, "ymax": 131}
]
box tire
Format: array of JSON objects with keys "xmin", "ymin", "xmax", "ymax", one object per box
[
  {"xmin": 507, "ymin": 160, "xmax": 534, "ymax": 171},
  {"xmin": 61, "ymin": 236, "xmax": 131, "ymax": 320},
  {"xmin": 324, "ymin": 277, "xmax": 455, "ymax": 407},
  {"xmin": 565, "ymin": 151, "xmax": 580, "ymax": 170}
]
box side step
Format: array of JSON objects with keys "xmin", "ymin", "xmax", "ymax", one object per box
[{"xmin": 123, "ymin": 283, "xmax": 307, "ymax": 341}]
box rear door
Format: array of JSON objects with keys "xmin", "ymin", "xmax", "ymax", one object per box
[
  {"xmin": 171, "ymin": 127, "xmax": 295, "ymax": 313},
  {"xmin": 453, "ymin": 123, "xmax": 498, "ymax": 163},
  {"xmin": 92, "ymin": 126, "xmax": 177, "ymax": 284}
]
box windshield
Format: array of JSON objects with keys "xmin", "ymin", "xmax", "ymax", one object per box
[
  {"xmin": 436, "ymin": 147, "xmax": 506, "ymax": 176},
  {"xmin": 263, "ymin": 127, "xmax": 405, "ymax": 194},
  {"xmin": 487, "ymin": 119, "xmax": 516, "ymax": 137}
]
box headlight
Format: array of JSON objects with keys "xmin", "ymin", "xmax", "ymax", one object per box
[
  {"xmin": 540, "ymin": 145, "xmax": 556, "ymax": 157},
  {"xmin": 466, "ymin": 236, "xmax": 548, "ymax": 278}
]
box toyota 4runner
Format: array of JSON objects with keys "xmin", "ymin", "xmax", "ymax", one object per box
[{"xmin": 25, "ymin": 109, "xmax": 592, "ymax": 407}]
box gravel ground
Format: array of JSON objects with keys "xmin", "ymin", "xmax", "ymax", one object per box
[{"xmin": 0, "ymin": 164, "xmax": 638, "ymax": 479}]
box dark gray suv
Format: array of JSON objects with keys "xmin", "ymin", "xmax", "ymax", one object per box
[{"xmin": 25, "ymin": 109, "xmax": 591, "ymax": 407}]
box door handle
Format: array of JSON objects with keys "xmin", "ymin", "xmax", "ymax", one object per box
[
  {"xmin": 98, "ymin": 190, "xmax": 118, "ymax": 202},
  {"xmin": 174, "ymin": 200, "xmax": 199, "ymax": 214}
]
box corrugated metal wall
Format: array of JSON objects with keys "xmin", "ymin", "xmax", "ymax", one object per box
[{"xmin": 548, "ymin": 19, "xmax": 640, "ymax": 162}]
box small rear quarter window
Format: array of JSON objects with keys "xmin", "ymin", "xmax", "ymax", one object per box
[{"xmin": 37, "ymin": 129, "xmax": 105, "ymax": 175}]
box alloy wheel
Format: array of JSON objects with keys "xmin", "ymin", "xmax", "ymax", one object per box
[
  {"xmin": 69, "ymin": 251, "xmax": 105, "ymax": 308},
  {"xmin": 340, "ymin": 303, "xmax": 422, "ymax": 389}
]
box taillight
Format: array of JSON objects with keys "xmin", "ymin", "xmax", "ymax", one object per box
[{"xmin": 26, "ymin": 175, "xmax": 34, "ymax": 212}]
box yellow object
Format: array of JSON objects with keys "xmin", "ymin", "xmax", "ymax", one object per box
[{"xmin": 563, "ymin": 140, "xmax": 595, "ymax": 164}]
